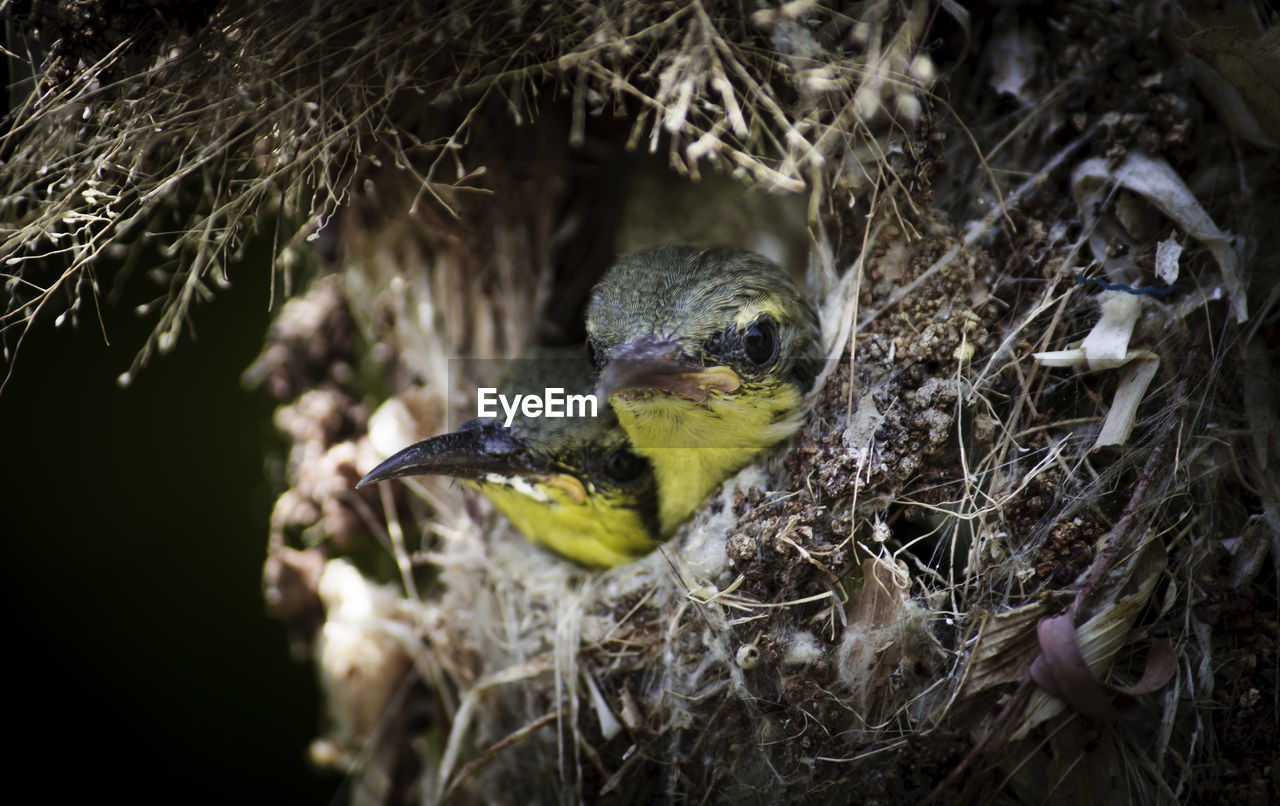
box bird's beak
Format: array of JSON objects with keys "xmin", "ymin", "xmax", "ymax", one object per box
[
  {"xmin": 597, "ymin": 338, "xmax": 741, "ymax": 403},
  {"xmin": 357, "ymin": 424, "xmax": 540, "ymax": 488}
]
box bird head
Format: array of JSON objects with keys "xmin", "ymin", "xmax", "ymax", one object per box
[
  {"xmin": 586, "ymin": 244, "xmax": 822, "ymax": 445},
  {"xmin": 357, "ymin": 353, "xmax": 661, "ymax": 567}
]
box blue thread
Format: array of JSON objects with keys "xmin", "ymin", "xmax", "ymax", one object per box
[{"xmin": 1073, "ymin": 272, "xmax": 1187, "ymax": 297}]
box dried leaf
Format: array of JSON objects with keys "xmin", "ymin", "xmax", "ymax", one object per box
[
  {"xmin": 1242, "ymin": 338, "xmax": 1280, "ymax": 471},
  {"xmin": 1072, "ymin": 152, "xmax": 1247, "ymax": 322},
  {"xmin": 1028, "ymin": 615, "xmax": 1175, "ymax": 723},
  {"xmin": 1228, "ymin": 514, "xmax": 1280, "ymax": 589},
  {"xmin": 1079, "ymin": 293, "xmax": 1141, "ymax": 370},
  {"xmin": 1094, "ymin": 355, "xmax": 1160, "ymax": 449},
  {"xmin": 1031, "ymin": 290, "xmax": 1161, "ymax": 448},
  {"xmin": 949, "ymin": 601, "xmax": 1047, "ymax": 706},
  {"xmin": 1011, "ymin": 538, "xmax": 1167, "ymax": 739},
  {"xmin": 1032, "ymin": 292, "xmax": 1145, "ymax": 371},
  {"xmin": 1183, "ymin": 26, "xmax": 1280, "ymax": 145},
  {"xmin": 846, "ymin": 555, "xmax": 910, "ymax": 628},
  {"xmin": 839, "ymin": 556, "xmax": 942, "ymax": 722}
]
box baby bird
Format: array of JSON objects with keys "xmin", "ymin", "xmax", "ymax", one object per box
[
  {"xmin": 357, "ymin": 349, "xmax": 660, "ymax": 567},
  {"xmin": 586, "ymin": 245, "xmax": 822, "ymax": 535}
]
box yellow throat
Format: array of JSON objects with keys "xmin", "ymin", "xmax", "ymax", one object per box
[
  {"xmin": 474, "ymin": 475, "xmax": 660, "ymax": 567},
  {"xmin": 612, "ymin": 379, "xmax": 805, "ymax": 535}
]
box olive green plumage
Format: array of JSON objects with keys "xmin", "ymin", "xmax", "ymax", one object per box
[{"xmin": 586, "ymin": 245, "xmax": 822, "ymax": 535}]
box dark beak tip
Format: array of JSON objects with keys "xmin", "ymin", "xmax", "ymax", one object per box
[
  {"xmin": 355, "ymin": 451, "xmax": 414, "ymax": 489},
  {"xmin": 355, "ymin": 465, "xmax": 390, "ymax": 489},
  {"xmin": 349, "ymin": 427, "xmax": 538, "ymax": 488}
]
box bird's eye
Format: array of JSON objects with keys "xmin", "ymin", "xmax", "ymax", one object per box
[
  {"xmin": 604, "ymin": 448, "xmax": 646, "ymax": 483},
  {"xmin": 743, "ymin": 317, "xmax": 778, "ymax": 366}
]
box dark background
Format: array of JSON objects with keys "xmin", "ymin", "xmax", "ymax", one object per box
[{"xmin": 0, "ymin": 254, "xmax": 342, "ymax": 802}]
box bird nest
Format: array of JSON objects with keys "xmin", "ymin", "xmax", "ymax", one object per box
[{"xmin": 4, "ymin": 1, "xmax": 1277, "ymax": 804}]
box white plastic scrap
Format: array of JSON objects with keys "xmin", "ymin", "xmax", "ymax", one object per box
[
  {"xmin": 1154, "ymin": 237, "xmax": 1182, "ymax": 286},
  {"xmin": 1033, "ymin": 291, "xmax": 1160, "ymax": 449},
  {"xmin": 1071, "ymin": 152, "xmax": 1248, "ymax": 323}
]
